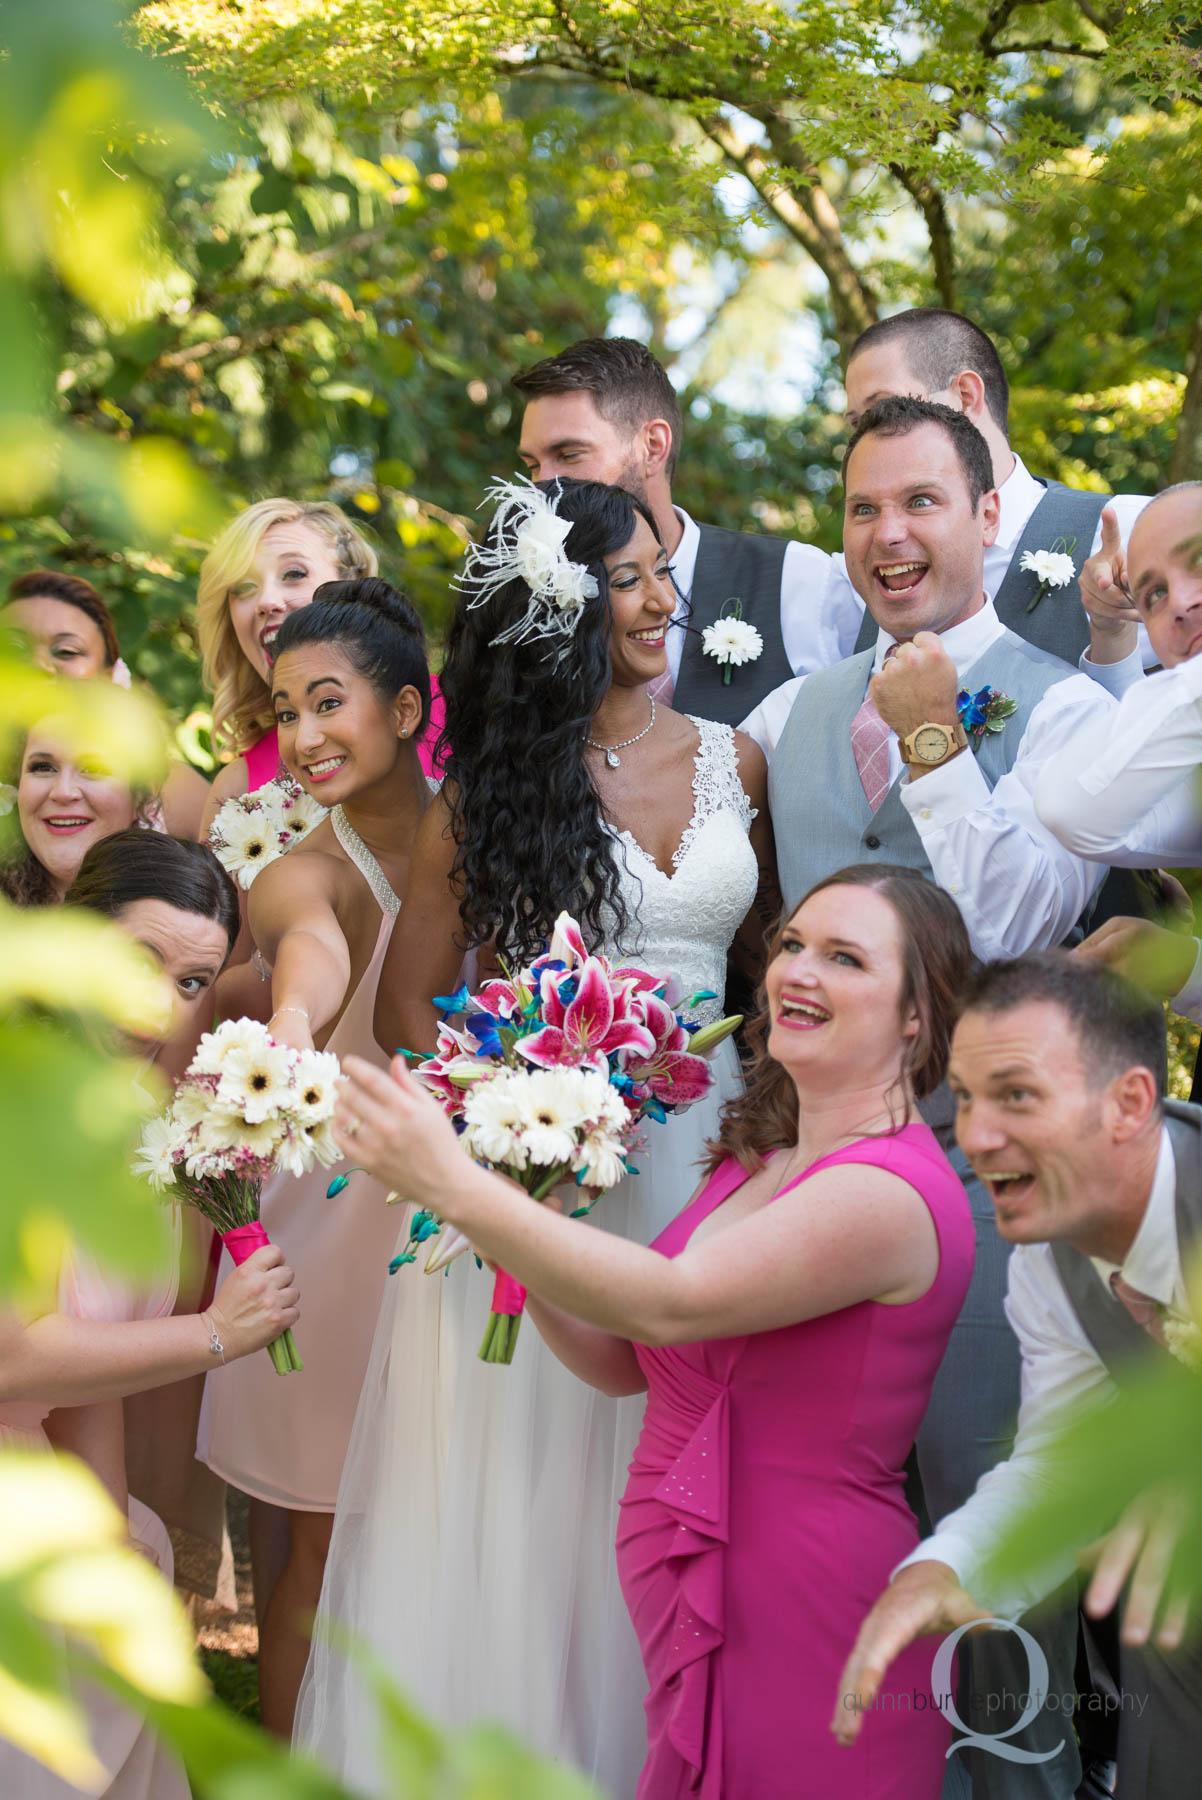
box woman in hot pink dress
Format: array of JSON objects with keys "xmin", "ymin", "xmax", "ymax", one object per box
[{"xmin": 333, "ymin": 864, "xmax": 976, "ymax": 1799}]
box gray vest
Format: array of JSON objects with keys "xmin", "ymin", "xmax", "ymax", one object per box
[
  {"xmin": 853, "ymin": 481, "xmax": 1108, "ymax": 663},
  {"xmin": 672, "ymin": 523, "xmax": 792, "ymax": 725},
  {"xmin": 769, "ymin": 625, "xmax": 1077, "ymax": 913},
  {"xmin": 1050, "ymin": 1102, "xmax": 1202, "ymax": 1389}
]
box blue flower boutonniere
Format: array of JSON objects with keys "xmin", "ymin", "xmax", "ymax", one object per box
[{"xmin": 957, "ymin": 686, "xmax": 1018, "ymax": 751}]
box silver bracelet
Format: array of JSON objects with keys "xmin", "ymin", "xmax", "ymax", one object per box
[
  {"xmin": 270, "ymin": 1004, "xmax": 310, "ymax": 1024},
  {"xmin": 201, "ymin": 1311, "xmax": 225, "ymax": 1364},
  {"xmin": 252, "ymin": 948, "xmax": 271, "ymax": 983}
]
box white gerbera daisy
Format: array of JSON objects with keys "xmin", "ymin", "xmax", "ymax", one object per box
[
  {"xmin": 574, "ymin": 1129, "xmax": 627, "ymax": 1190},
  {"xmin": 215, "ymin": 1040, "xmax": 297, "ymax": 1124},
  {"xmin": 190, "ymin": 1016, "xmax": 270, "ymax": 1078},
  {"xmin": 132, "ymin": 1113, "xmax": 183, "ymax": 1190},
  {"xmin": 193, "ymin": 1110, "xmax": 284, "ymax": 1170},
  {"xmin": 520, "ymin": 1066, "xmax": 601, "ymax": 1167},
  {"xmin": 212, "ymin": 801, "xmax": 277, "ymax": 889},
  {"xmin": 277, "ymin": 789, "xmax": 327, "ymax": 841},
  {"xmin": 463, "ymin": 1072, "xmax": 530, "ymax": 1167},
  {"xmin": 290, "ymin": 1048, "xmax": 342, "ymax": 1125},
  {"xmin": 1019, "ymin": 549, "xmax": 1075, "ymax": 589},
  {"xmin": 701, "ymin": 616, "xmax": 764, "ymax": 668}
]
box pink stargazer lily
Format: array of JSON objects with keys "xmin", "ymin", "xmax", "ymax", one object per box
[
  {"xmin": 518, "ymin": 956, "xmax": 656, "ymax": 1073},
  {"xmin": 618, "ymin": 991, "xmax": 712, "ymax": 1105}
]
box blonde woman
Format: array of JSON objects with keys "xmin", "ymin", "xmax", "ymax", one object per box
[{"xmin": 197, "ymin": 499, "xmax": 379, "ymax": 836}]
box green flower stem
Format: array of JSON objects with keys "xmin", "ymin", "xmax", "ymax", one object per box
[{"xmin": 266, "ymin": 1326, "xmax": 303, "ymax": 1376}]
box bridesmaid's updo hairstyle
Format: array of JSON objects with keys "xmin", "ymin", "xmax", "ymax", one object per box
[
  {"xmin": 711, "ymin": 865, "xmax": 973, "ymax": 1173},
  {"xmin": 66, "ymin": 830, "xmax": 240, "ymax": 959},
  {"xmin": 439, "ymin": 477, "xmax": 661, "ymax": 963},
  {"xmin": 271, "ymin": 576, "xmax": 431, "ymax": 730}
]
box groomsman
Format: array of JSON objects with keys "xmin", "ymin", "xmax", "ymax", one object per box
[
  {"xmin": 756, "ymin": 393, "xmax": 1115, "ymax": 1797},
  {"xmin": 837, "ymin": 955, "xmax": 1202, "ymax": 1800},
  {"xmin": 841, "ymin": 308, "xmax": 1151, "ymax": 671},
  {"xmin": 1036, "ymin": 481, "xmax": 1202, "ymax": 1020},
  {"xmin": 512, "ymin": 337, "xmax": 862, "ymax": 720}
]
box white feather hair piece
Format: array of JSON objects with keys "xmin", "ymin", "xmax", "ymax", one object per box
[{"xmin": 458, "ymin": 475, "xmax": 600, "ymax": 655}]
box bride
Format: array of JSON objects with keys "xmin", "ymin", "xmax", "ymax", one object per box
[{"xmin": 296, "ymin": 477, "xmax": 778, "ymax": 1795}]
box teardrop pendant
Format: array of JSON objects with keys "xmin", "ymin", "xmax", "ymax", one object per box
[{"xmin": 606, "ymin": 749, "xmax": 620, "ymax": 769}]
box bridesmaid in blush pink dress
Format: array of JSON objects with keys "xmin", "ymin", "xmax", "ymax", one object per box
[
  {"xmin": 332, "ymin": 863, "xmax": 978, "ymax": 1799},
  {"xmin": 198, "ymin": 576, "xmax": 436, "ymax": 1737}
]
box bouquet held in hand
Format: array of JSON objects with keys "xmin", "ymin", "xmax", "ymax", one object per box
[
  {"xmin": 402, "ymin": 912, "xmax": 741, "ymax": 1363},
  {"xmin": 207, "ymin": 773, "xmax": 326, "ymax": 890},
  {"xmin": 134, "ymin": 1017, "xmax": 341, "ymax": 1374}
]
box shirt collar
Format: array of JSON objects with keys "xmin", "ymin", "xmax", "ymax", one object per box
[
  {"xmin": 667, "ymin": 506, "xmax": 700, "ymax": 607},
  {"xmin": 995, "ymin": 451, "xmax": 1046, "ymax": 552},
  {"xmin": 1091, "ymin": 1128, "xmax": 1179, "ymax": 1309},
  {"xmin": 871, "ymin": 596, "xmax": 1005, "ymax": 679}
]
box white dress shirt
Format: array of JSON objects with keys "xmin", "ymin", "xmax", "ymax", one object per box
[
  {"xmin": 821, "ymin": 453, "xmax": 1153, "ymax": 678},
  {"xmin": 668, "ymin": 507, "xmax": 864, "ymax": 682},
  {"xmin": 740, "ymin": 598, "xmax": 1112, "ymax": 960},
  {"xmin": 1035, "ymin": 649, "xmax": 1202, "ymax": 1021},
  {"xmin": 903, "ymin": 1129, "xmax": 1190, "ymax": 1618}
]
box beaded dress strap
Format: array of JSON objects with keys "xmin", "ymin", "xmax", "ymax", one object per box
[{"xmin": 331, "ymin": 806, "xmax": 401, "ymax": 917}]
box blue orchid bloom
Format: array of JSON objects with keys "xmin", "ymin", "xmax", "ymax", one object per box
[
  {"xmin": 957, "ymin": 687, "xmax": 991, "ymax": 733},
  {"xmin": 469, "ymin": 1017, "xmax": 505, "ymax": 1057},
  {"xmin": 432, "ymin": 982, "xmax": 472, "ymax": 1016}
]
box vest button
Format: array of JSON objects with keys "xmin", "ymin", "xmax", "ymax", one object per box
[{"xmin": 865, "ymin": 834, "xmax": 881, "ymax": 849}]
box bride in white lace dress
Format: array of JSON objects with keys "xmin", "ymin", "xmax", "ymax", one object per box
[{"xmin": 295, "ymin": 478, "xmax": 777, "ymax": 1797}]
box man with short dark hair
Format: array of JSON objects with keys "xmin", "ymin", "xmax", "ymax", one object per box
[
  {"xmin": 841, "ymin": 308, "xmax": 1153, "ymax": 671},
  {"xmin": 512, "ymin": 337, "xmax": 863, "ymax": 719},
  {"xmin": 760, "ymin": 393, "xmax": 1116, "ymax": 1798},
  {"xmin": 837, "ymin": 955, "xmax": 1202, "ymax": 1799}
]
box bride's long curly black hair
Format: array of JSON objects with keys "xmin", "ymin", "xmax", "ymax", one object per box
[{"xmin": 438, "ymin": 477, "xmax": 660, "ymax": 963}]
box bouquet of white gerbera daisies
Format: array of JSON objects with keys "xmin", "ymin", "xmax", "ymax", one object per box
[
  {"xmin": 134, "ymin": 1017, "xmax": 341, "ymax": 1374},
  {"xmin": 207, "ymin": 774, "xmax": 326, "ymax": 890}
]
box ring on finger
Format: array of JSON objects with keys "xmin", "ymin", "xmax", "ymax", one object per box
[{"xmin": 344, "ymin": 1114, "xmax": 361, "ymax": 1140}]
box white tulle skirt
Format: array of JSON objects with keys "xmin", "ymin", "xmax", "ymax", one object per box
[{"xmin": 294, "ymin": 1038, "xmax": 740, "ymax": 1797}]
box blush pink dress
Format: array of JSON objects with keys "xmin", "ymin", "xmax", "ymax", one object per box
[
  {"xmin": 0, "ymin": 1222, "xmax": 190, "ymax": 1799},
  {"xmin": 616, "ymin": 1124, "xmax": 975, "ymax": 1800},
  {"xmin": 198, "ymin": 808, "xmax": 407, "ymax": 1510}
]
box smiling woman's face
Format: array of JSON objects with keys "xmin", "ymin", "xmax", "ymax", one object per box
[
  {"xmin": 226, "ymin": 520, "xmax": 344, "ymax": 683},
  {"xmin": 17, "ymin": 733, "xmax": 137, "ymax": 898}
]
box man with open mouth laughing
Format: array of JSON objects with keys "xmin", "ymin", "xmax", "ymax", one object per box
[
  {"xmin": 752, "ymin": 394, "xmax": 1121, "ymax": 1796},
  {"xmin": 837, "ymin": 954, "xmax": 1202, "ymax": 1800}
]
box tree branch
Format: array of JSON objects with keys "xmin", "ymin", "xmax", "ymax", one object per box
[
  {"xmin": 982, "ymin": 38, "xmax": 1107, "ymax": 60},
  {"xmin": 703, "ymin": 113, "xmax": 876, "ymax": 357},
  {"xmin": 889, "ymin": 165, "xmax": 957, "ymax": 307},
  {"xmin": 1169, "ymin": 303, "xmax": 1202, "ymax": 484}
]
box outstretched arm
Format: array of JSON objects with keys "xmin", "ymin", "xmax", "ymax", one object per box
[
  {"xmin": 334, "ymin": 1056, "xmax": 940, "ymax": 1345},
  {"xmin": 832, "ymin": 1562, "xmax": 992, "ymax": 1746},
  {"xmin": 249, "ymin": 849, "xmax": 351, "ymax": 1051}
]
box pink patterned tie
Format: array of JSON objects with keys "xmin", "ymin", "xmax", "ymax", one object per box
[
  {"xmin": 1109, "ymin": 1271, "xmax": 1167, "ymax": 1347},
  {"xmin": 647, "ymin": 665, "xmax": 675, "ymax": 706},
  {"xmin": 850, "ymin": 657, "xmax": 895, "ymax": 813}
]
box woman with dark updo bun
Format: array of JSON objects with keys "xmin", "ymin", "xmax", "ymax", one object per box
[{"xmin": 197, "ymin": 575, "xmax": 434, "ymax": 1736}]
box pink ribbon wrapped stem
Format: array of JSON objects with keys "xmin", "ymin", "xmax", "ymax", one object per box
[
  {"xmin": 219, "ymin": 1223, "xmax": 302, "ymax": 1375},
  {"xmin": 479, "ymin": 1268, "xmax": 527, "ymax": 1365}
]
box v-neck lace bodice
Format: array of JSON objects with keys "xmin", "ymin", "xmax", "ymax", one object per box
[{"xmin": 609, "ymin": 718, "xmax": 757, "ymax": 1023}]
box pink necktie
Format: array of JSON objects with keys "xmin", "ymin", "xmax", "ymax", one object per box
[
  {"xmin": 850, "ymin": 657, "xmax": 895, "ymax": 813},
  {"xmin": 1109, "ymin": 1271, "xmax": 1167, "ymax": 1347},
  {"xmin": 647, "ymin": 666, "xmax": 675, "ymax": 706}
]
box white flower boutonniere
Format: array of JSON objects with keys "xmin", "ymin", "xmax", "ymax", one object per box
[
  {"xmin": 1021, "ymin": 539, "xmax": 1077, "ymax": 613},
  {"xmin": 701, "ymin": 598, "xmax": 764, "ymax": 686}
]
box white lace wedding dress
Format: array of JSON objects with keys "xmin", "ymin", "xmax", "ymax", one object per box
[{"xmin": 294, "ymin": 719, "xmax": 760, "ymax": 1797}]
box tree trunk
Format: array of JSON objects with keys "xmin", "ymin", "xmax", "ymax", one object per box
[{"xmin": 1169, "ymin": 303, "xmax": 1202, "ymax": 482}]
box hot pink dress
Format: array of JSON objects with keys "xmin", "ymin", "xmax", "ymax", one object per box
[
  {"xmin": 243, "ymin": 726, "xmax": 281, "ymax": 791},
  {"xmin": 616, "ymin": 1123, "xmax": 974, "ymax": 1800}
]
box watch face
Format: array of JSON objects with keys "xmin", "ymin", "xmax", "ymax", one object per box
[{"xmin": 913, "ymin": 725, "xmax": 952, "ymax": 762}]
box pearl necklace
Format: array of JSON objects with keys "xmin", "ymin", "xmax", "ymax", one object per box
[
  {"xmin": 331, "ymin": 806, "xmax": 401, "ymax": 917},
  {"xmin": 584, "ymin": 698, "xmax": 656, "ymax": 769}
]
